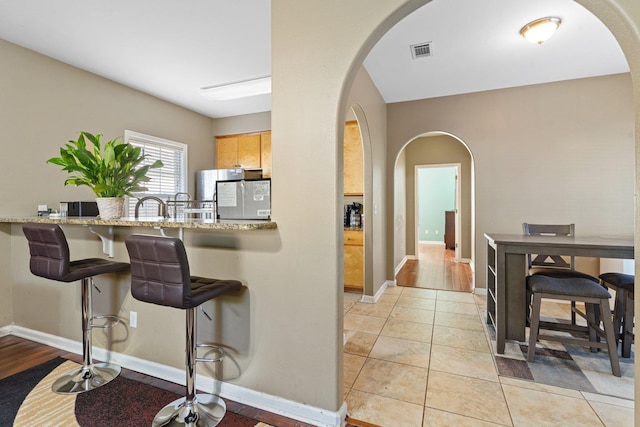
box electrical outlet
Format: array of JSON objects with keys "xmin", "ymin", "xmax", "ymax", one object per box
[
  {"xmin": 130, "ymin": 311, "xmax": 138, "ymax": 328},
  {"xmin": 435, "ymin": 230, "xmax": 439, "ymax": 235},
  {"xmin": 425, "ymin": 229, "xmax": 429, "ymax": 234}
]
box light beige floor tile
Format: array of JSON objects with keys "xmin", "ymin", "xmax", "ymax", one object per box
[
  {"xmin": 581, "ymin": 391, "xmax": 634, "ymax": 409},
  {"xmin": 377, "ymin": 293, "xmax": 400, "ymax": 305},
  {"xmin": 396, "ymin": 295, "xmax": 437, "ymax": 310},
  {"xmin": 400, "ymin": 287, "xmax": 438, "ymax": 299},
  {"xmin": 433, "ymin": 310, "xmax": 485, "ymax": 331},
  {"xmin": 348, "ymin": 301, "xmax": 395, "ymax": 318},
  {"xmin": 588, "ymin": 401, "xmax": 634, "ymax": 427},
  {"xmin": 344, "ymin": 292, "xmax": 362, "ymax": 302},
  {"xmin": 380, "ymin": 318, "xmax": 433, "ymax": 343},
  {"xmin": 344, "ymin": 313, "xmax": 387, "ymax": 335},
  {"xmin": 344, "ymin": 301, "xmax": 355, "ymax": 314},
  {"xmin": 344, "ymin": 352, "xmax": 367, "ymax": 388},
  {"xmin": 369, "ymin": 335, "xmax": 431, "ymax": 368},
  {"xmin": 344, "ymin": 330, "xmax": 378, "ymax": 357},
  {"xmin": 502, "ymin": 383, "xmax": 604, "ymax": 427},
  {"xmin": 429, "ymin": 344, "xmax": 498, "ymax": 382},
  {"xmin": 436, "ymin": 290, "xmax": 476, "ymax": 303},
  {"xmin": 389, "ymin": 305, "xmax": 435, "ymax": 324},
  {"xmin": 345, "ymin": 389, "xmax": 425, "ymax": 427},
  {"xmin": 352, "ymin": 358, "xmax": 428, "ymax": 405},
  {"xmin": 383, "ymin": 285, "xmax": 403, "ymax": 295},
  {"xmin": 423, "ymin": 408, "xmax": 508, "ymax": 426},
  {"xmin": 432, "ymin": 325, "xmax": 490, "ymax": 352},
  {"xmin": 435, "ymin": 300, "xmax": 480, "ymax": 315},
  {"xmin": 499, "ymin": 376, "xmax": 583, "ymax": 398},
  {"xmin": 425, "ymin": 371, "xmax": 511, "ymax": 425},
  {"xmin": 474, "ymin": 292, "xmax": 488, "ymax": 306}
]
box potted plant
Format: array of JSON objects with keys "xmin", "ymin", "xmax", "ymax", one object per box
[{"xmin": 47, "ymin": 131, "xmax": 163, "ymax": 219}]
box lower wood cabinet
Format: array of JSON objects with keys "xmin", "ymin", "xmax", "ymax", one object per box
[{"xmin": 344, "ymin": 229, "xmax": 363, "ymax": 291}]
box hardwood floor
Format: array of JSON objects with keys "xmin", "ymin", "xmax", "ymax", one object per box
[{"xmin": 395, "ymin": 244, "xmax": 473, "ymax": 292}]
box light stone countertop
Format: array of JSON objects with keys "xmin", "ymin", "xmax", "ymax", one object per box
[{"xmin": 0, "ymin": 216, "xmax": 277, "ymax": 231}]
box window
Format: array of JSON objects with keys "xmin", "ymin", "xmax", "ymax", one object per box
[{"xmin": 124, "ymin": 130, "xmax": 188, "ymax": 217}]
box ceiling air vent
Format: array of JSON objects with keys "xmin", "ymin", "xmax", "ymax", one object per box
[{"xmin": 410, "ymin": 42, "xmax": 432, "ymax": 59}]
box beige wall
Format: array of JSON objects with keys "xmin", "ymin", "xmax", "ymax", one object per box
[
  {"xmin": 387, "ymin": 73, "xmax": 635, "ymax": 287},
  {"xmin": 403, "ymin": 135, "xmax": 473, "ymax": 261},
  {"xmin": 0, "ymin": 39, "xmax": 215, "ymax": 212},
  {"xmin": 213, "ymin": 111, "xmax": 271, "ymax": 137}
]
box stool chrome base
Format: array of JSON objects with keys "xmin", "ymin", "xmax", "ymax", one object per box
[
  {"xmin": 153, "ymin": 394, "xmax": 227, "ymax": 427},
  {"xmin": 52, "ymin": 362, "xmax": 121, "ymax": 394}
]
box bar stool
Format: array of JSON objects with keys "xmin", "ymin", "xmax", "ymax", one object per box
[
  {"xmin": 527, "ymin": 274, "xmax": 621, "ymax": 376},
  {"xmin": 125, "ymin": 234, "xmax": 244, "ymax": 427},
  {"xmin": 600, "ymin": 272, "xmax": 634, "ymax": 358},
  {"xmin": 22, "ymin": 223, "xmax": 130, "ymax": 393}
]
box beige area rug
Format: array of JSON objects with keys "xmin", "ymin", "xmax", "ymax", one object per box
[{"xmin": 14, "ymin": 361, "xmax": 80, "ymax": 426}]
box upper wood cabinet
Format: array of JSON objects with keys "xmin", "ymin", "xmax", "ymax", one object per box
[
  {"xmin": 260, "ymin": 132, "xmax": 272, "ymax": 178},
  {"xmin": 215, "ymin": 131, "xmax": 271, "ymax": 178},
  {"xmin": 343, "ymin": 121, "xmax": 363, "ymax": 195}
]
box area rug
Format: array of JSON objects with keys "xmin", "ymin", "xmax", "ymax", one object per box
[
  {"xmin": 486, "ymin": 324, "xmax": 635, "ymax": 401},
  {"xmin": 1, "ymin": 358, "xmax": 271, "ymax": 427}
]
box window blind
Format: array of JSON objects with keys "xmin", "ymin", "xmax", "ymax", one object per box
[{"xmin": 124, "ymin": 131, "xmax": 188, "ymax": 217}]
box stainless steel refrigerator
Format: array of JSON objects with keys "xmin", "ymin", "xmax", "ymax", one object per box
[{"xmin": 195, "ymin": 169, "xmax": 262, "ymax": 201}]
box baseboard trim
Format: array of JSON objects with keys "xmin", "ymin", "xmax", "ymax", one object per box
[
  {"xmin": 360, "ymin": 280, "xmax": 395, "ymax": 304},
  {"xmin": 8, "ymin": 325, "xmax": 347, "ymax": 427},
  {"xmin": 473, "ymin": 288, "xmax": 487, "ymax": 296}
]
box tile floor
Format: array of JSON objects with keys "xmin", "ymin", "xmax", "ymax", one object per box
[{"xmin": 343, "ymin": 286, "xmax": 634, "ymax": 427}]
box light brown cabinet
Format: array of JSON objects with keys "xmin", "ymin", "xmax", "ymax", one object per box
[
  {"xmin": 215, "ymin": 131, "xmax": 271, "ymax": 177},
  {"xmin": 343, "ymin": 121, "xmax": 363, "ymax": 196},
  {"xmin": 344, "ymin": 229, "xmax": 363, "ymax": 291}
]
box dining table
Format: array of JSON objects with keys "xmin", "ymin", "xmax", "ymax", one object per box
[{"xmin": 484, "ymin": 232, "xmax": 634, "ymax": 354}]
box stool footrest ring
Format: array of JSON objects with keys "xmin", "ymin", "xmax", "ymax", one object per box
[
  {"xmin": 90, "ymin": 314, "xmax": 121, "ymax": 329},
  {"xmin": 196, "ymin": 343, "xmax": 226, "ymax": 364}
]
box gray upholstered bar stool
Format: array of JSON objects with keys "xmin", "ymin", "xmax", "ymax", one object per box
[
  {"xmin": 527, "ymin": 274, "xmax": 621, "ymax": 376},
  {"xmin": 599, "ymin": 272, "xmax": 634, "ymax": 358},
  {"xmin": 22, "ymin": 223, "xmax": 130, "ymax": 393},
  {"xmin": 125, "ymin": 234, "xmax": 244, "ymax": 427}
]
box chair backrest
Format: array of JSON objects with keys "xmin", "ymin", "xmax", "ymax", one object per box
[
  {"xmin": 522, "ymin": 223, "xmax": 575, "ymax": 270},
  {"xmin": 125, "ymin": 234, "xmax": 191, "ymax": 309},
  {"xmin": 22, "ymin": 223, "xmax": 71, "ymax": 281}
]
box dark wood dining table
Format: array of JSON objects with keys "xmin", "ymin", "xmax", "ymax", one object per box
[{"xmin": 484, "ymin": 233, "xmax": 634, "ymax": 354}]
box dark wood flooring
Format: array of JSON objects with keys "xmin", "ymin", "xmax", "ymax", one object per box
[
  {"xmin": 395, "ymin": 244, "xmax": 473, "ymax": 292},
  {"xmin": 0, "ymin": 334, "xmax": 367, "ymax": 427}
]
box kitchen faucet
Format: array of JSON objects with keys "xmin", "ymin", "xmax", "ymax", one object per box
[{"xmin": 134, "ymin": 196, "xmax": 169, "ymax": 219}]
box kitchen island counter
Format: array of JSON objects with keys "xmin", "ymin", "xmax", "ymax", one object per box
[{"xmin": 0, "ymin": 216, "xmax": 276, "ymax": 231}]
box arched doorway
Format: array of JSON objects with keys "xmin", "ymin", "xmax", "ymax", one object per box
[{"xmin": 393, "ymin": 132, "xmax": 475, "ymax": 290}]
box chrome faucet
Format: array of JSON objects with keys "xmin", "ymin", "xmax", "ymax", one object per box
[{"xmin": 134, "ymin": 196, "xmax": 169, "ymax": 219}]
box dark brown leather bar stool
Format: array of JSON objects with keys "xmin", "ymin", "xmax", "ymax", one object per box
[
  {"xmin": 527, "ymin": 274, "xmax": 621, "ymax": 376},
  {"xmin": 125, "ymin": 234, "xmax": 244, "ymax": 427},
  {"xmin": 600, "ymin": 272, "xmax": 634, "ymax": 358},
  {"xmin": 22, "ymin": 223, "xmax": 130, "ymax": 394}
]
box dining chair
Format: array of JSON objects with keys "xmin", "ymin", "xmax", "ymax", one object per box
[{"xmin": 522, "ymin": 223, "xmax": 600, "ymax": 326}]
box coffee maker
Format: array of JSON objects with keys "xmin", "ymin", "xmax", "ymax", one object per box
[{"xmin": 344, "ymin": 202, "xmax": 362, "ymax": 228}]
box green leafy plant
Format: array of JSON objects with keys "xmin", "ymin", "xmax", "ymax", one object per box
[{"xmin": 47, "ymin": 131, "xmax": 164, "ymax": 198}]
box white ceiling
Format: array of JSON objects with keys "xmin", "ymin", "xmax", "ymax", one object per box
[{"xmin": 0, "ymin": 0, "xmax": 629, "ymax": 118}]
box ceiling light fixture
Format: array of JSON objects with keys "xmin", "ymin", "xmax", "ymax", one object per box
[
  {"xmin": 201, "ymin": 76, "xmax": 271, "ymax": 100},
  {"xmin": 520, "ymin": 17, "xmax": 561, "ymax": 45}
]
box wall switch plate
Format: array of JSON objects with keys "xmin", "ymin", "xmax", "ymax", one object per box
[{"xmin": 130, "ymin": 311, "xmax": 137, "ymax": 328}]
